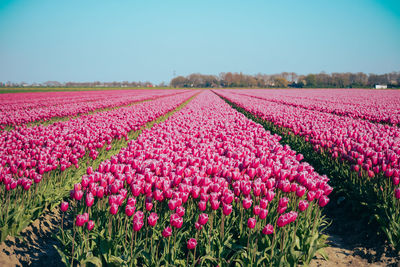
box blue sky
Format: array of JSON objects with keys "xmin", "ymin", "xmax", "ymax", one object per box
[{"xmin": 0, "ymin": 0, "xmax": 399, "ymax": 84}]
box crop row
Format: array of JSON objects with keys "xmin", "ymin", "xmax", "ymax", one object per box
[
  {"xmin": 225, "ymin": 89, "xmax": 400, "ymax": 125},
  {"xmin": 57, "ymin": 91, "xmax": 331, "ymax": 266},
  {"xmin": 216, "ymin": 90, "xmax": 400, "ymax": 250},
  {"xmin": 0, "ymin": 89, "xmax": 186, "ymax": 127},
  {"xmin": 0, "ymin": 90, "xmax": 197, "ymax": 241}
]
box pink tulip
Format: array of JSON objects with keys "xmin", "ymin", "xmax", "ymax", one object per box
[
  {"xmin": 133, "ymin": 220, "xmax": 144, "ymax": 232},
  {"xmin": 75, "ymin": 214, "xmax": 86, "ymax": 227},
  {"xmin": 298, "ymin": 200, "xmax": 309, "ymax": 212},
  {"xmin": 223, "ymin": 204, "xmax": 232, "ymax": 216},
  {"xmin": 259, "ymin": 208, "xmax": 268, "ymax": 220},
  {"xmin": 147, "ymin": 212, "xmax": 159, "ymax": 227},
  {"xmin": 318, "ymin": 195, "xmax": 330, "ymax": 207},
  {"xmin": 60, "ymin": 201, "xmax": 69, "ymax": 212},
  {"xmin": 242, "ymin": 198, "xmax": 252, "ymax": 209},
  {"xmin": 176, "ymin": 206, "xmax": 185, "ymax": 217},
  {"xmin": 125, "ymin": 205, "xmax": 135, "ymax": 217},
  {"xmin": 110, "ymin": 203, "xmax": 119, "ymax": 215},
  {"xmin": 187, "ymin": 238, "xmax": 197, "ymax": 250},
  {"xmin": 87, "ymin": 220, "xmax": 95, "ymax": 231},
  {"xmin": 395, "ymin": 188, "xmax": 400, "ymax": 199},
  {"xmin": 85, "ymin": 192, "xmax": 94, "ymax": 207},
  {"xmin": 247, "ymin": 217, "xmax": 256, "ymax": 229},
  {"xmin": 162, "ymin": 227, "xmax": 172, "ymax": 238},
  {"xmin": 262, "ymin": 224, "xmax": 274, "ymax": 235},
  {"xmin": 198, "ymin": 213, "xmax": 209, "ymax": 225}
]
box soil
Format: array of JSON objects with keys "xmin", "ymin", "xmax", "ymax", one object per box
[
  {"xmin": 0, "ymin": 208, "xmax": 65, "ymax": 267},
  {"xmin": 1, "ymin": 200, "xmax": 400, "ymax": 266},
  {"xmin": 310, "ymin": 197, "xmax": 400, "ymax": 267}
]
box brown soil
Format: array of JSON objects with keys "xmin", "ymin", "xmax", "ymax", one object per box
[
  {"xmin": 0, "ymin": 208, "xmax": 65, "ymax": 267},
  {"xmin": 310, "ymin": 198, "xmax": 400, "ymax": 267}
]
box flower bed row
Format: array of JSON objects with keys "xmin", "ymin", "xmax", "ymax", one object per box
[
  {"xmin": 58, "ymin": 91, "xmax": 331, "ymax": 266},
  {"xmin": 216, "ymin": 90, "xmax": 400, "ymax": 250},
  {"xmin": 225, "ymin": 89, "xmax": 400, "ymax": 125},
  {"xmin": 0, "ymin": 91, "xmax": 197, "ymax": 241},
  {"xmin": 0, "ymin": 89, "xmax": 186, "ymax": 127}
]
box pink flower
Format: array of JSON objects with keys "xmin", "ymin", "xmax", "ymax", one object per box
[
  {"xmin": 253, "ymin": 205, "xmax": 261, "ymax": 216},
  {"xmin": 110, "ymin": 203, "xmax": 119, "ymax": 215},
  {"xmin": 147, "ymin": 212, "xmax": 159, "ymax": 227},
  {"xmin": 145, "ymin": 202, "xmax": 153, "ymax": 211},
  {"xmin": 278, "ymin": 197, "xmax": 289, "ymax": 207},
  {"xmin": 162, "ymin": 227, "xmax": 172, "ymax": 238},
  {"xmin": 296, "ymin": 186, "xmax": 306, "ymax": 197},
  {"xmin": 242, "ymin": 198, "xmax": 252, "ymax": 209},
  {"xmin": 247, "ymin": 217, "xmax": 256, "ymax": 229},
  {"xmin": 74, "ymin": 190, "xmax": 83, "ymax": 201},
  {"xmin": 176, "ymin": 206, "xmax": 185, "ymax": 217},
  {"xmin": 85, "ymin": 192, "xmax": 94, "ymax": 207},
  {"xmin": 75, "ymin": 214, "xmax": 86, "ymax": 227},
  {"xmin": 195, "ymin": 222, "xmax": 202, "ymax": 230},
  {"xmin": 318, "ymin": 195, "xmax": 330, "ymax": 207},
  {"xmin": 260, "ymin": 198, "xmax": 268, "ymax": 209},
  {"xmin": 262, "ymin": 224, "xmax": 274, "ymax": 235},
  {"xmin": 259, "ymin": 208, "xmax": 268, "ymax": 220},
  {"xmin": 395, "ymin": 188, "xmax": 400, "ymax": 199},
  {"xmin": 87, "ymin": 220, "xmax": 95, "ymax": 231},
  {"xmin": 125, "ymin": 205, "xmax": 135, "ymax": 217},
  {"xmin": 187, "ymin": 238, "xmax": 197, "ymax": 250},
  {"xmin": 298, "ymin": 200, "xmax": 309, "ymax": 212},
  {"xmin": 198, "ymin": 200, "xmax": 207, "ymax": 211},
  {"xmin": 223, "ymin": 204, "xmax": 232, "ymax": 216},
  {"xmin": 60, "ymin": 201, "xmax": 69, "ymax": 212},
  {"xmin": 198, "ymin": 213, "xmax": 209, "ymax": 225},
  {"xmin": 133, "ymin": 219, "xmax": 144, "ymax": 232}
]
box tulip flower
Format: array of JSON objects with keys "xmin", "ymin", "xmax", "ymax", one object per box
[
  {"xmin": 298, "ymin": 200, "xmax": 309, "ymax": 212},
  {"xmin": 198, "ymin": 213, "xmax": 209, "ymax": 225},
  {"xmin": 75, "ymin": 214, "xmax": 86, "ymax": 227},
  {"xmin": 262, "ymin": 224, "xmax": 274, "ymax": 235},
  {"xmin": 147, "ymin": 212, "xmax": 159, "ymax": 227},
  {"xmin": 162, "ymin": 227, "xmax": 173, "ymax": 238},
  {"xmin": 87, "ymin": 220, "xmax": 95, "ymax": 231},
  {"xmin": 60, "ymin": 201, "xmax": 69, "ymax": 212},
  {"xmin": 318, "ymin": 195, "xmax": 330, "ymax": 207},
  {"xmin": 110, "ymin": 203, "xmax": 119, "ymax": 215},
  {"xmin": 247, "ymin": 217, "xmax": 256, "ymax": 229},
  {"xmin": 395, "ymin": 188, "xmax": 400, "ymax": 199},
  {"xmin": 187, "ymin": 238, "xmax": 197, "ymax": 250}
]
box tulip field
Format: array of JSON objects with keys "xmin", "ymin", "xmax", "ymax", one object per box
[
  {"xmin": 0, "ymin": 88, "xmax": 399, "ymax": 266},
  {"xmin": 0, "ymin": 89, "xmax": 185, "ymax": 128}
]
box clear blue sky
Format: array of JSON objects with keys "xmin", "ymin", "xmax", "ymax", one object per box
[{"xmin": 0, "ymin": 0, "xmax": 399, "ymax": 84}]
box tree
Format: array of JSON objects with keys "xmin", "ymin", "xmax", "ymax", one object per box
[{"xmin": 274, "ymin": 77, "xmax": 289, "ymax": 88}]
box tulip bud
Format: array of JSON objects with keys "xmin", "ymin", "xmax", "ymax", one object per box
[
  {"xmin": 60, "ymin": 201, "xmax": 69, "ymax": 212},
  {"xmin": 162, "ymin": 227, "xmax": 172, "ymax": 238},
  {"xmin": 247, "ymin": 217, "xmax": 256, "ymax": 229},
  {"xmin": 187, "ymin": 238, "xmax": 197, "ymax": 250},
  {"xmin": 262, "ymin": 224, "xmax": 274, "ymax": 235}
]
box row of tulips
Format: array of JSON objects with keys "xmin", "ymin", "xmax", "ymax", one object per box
[
  {"xmin": 216, "ymin": 90, "xmax": 400, "ymax": 250},
  {"xmin": 0, "ymin": 89, "xmax": 186, "ymax": 128},
  {"xmin": 225, "ymin": 89, "xmax": 400, "ymax": 125},
  {"xmin": 58, "ymin": 91, "xmax": 331, "ymax": 266},
  {"xmin": 0, "ymin": 91, "xmax": 198, "ymax": 241}
]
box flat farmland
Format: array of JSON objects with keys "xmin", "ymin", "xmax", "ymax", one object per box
[{"xmin": 1, "ymin": 88, "xmax": 400, "ymax": 266}]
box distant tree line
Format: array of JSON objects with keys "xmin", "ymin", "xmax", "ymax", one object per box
[
  {"xmin": 170, "ymin": 72, "xmax": 400, "ymax": 88},
  {"xmin": 2, "ymin": 71, "xmax": 399, "ymax": 88}
]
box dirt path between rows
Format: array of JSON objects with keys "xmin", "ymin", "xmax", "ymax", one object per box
[{"xmin": 0, "ymin": 209, "xmax": 65, "ymax": 267}]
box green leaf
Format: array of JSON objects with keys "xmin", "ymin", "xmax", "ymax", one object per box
[{"xmin": 82, "ymin": 256, "xmax": 102, "ymax": 266}]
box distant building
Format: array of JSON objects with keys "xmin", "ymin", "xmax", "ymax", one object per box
[{"xmin": 375, "ymin": 84, "xmax": 387, "ymax": 89}]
